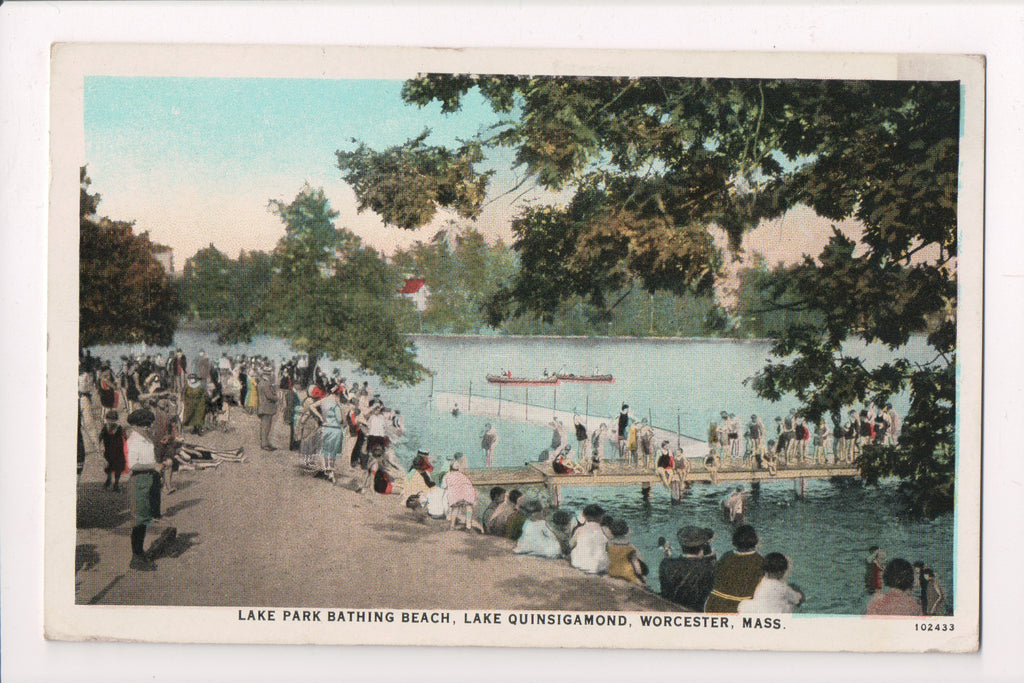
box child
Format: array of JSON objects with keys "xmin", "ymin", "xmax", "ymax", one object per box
[
  {"xmin": 738, "ymin": 552, "xmax": 805, "ymax": 613},
  {"xmin": 98, "ymin": 410, "xmax": 126, "ymax": 491},
  {"xmin": 606, "ymin": 520, "xmax": 647, "ymax": 586}
]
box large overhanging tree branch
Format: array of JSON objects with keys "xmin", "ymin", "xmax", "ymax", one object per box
[{"xmin": 335, "ymin": 75, "xmax": 960, "ymax": 515}]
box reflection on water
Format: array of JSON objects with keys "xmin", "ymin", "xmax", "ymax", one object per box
[{"xmin": 89, "ymin": 332, "xmax": 955, "ymax": 615}]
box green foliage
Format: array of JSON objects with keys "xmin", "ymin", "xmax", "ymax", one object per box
[
  {"xmin": 79, "ymin": 167, "xmax": 176, "ymax": 347},
  {"xmin": 262, "ymin": 185, "xmax": 426, "ymax": 386},
  {"xmin": 347, "ymin": 76, "xmax": 961, "ymax": 516},
  {"xmin": 335, "ymin": 131, "xmax": 490, "ymax": 230},
  {"xmin": 392, "ymin": 226, "xmax": 517, "ymax": 334}
]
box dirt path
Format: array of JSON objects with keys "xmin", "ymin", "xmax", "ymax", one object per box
[{"xmin": 75, "ymin": 403, "xmax": 680, "ymax": 611}]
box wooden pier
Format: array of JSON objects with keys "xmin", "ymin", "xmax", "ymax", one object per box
[
  {"xmin": 434, "ymin": 391, "xmax": 707, "ymax": 459},
  {"xmin": 465, "ymin": 460, "xmax": 861, "ymax": 505}
]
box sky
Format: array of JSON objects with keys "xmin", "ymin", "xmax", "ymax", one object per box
[{"xmin": 83, "ymin": 76, "xmax": 849, "ymax": 271}]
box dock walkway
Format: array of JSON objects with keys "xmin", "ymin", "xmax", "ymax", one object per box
[
  {"xmin": 434, "ymin": 391, "xmax": 707, "ymax": 460},
  {"xmin": 465, "ymin": 460, "xmax": 861, "ymax": 504}
]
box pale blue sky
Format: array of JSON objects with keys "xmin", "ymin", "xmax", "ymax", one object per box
[
  {"xmin": 84, "ymin": 77, "xmax": 528, "ymax": 264},
  {"xmin": 83, "ymin": 76, "xmax": 845, "ymax": 272}
]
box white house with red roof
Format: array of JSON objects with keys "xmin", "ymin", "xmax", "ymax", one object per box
[{"xmin": 398, "ymin": 277, "xmax": 430, "ymax": 312}]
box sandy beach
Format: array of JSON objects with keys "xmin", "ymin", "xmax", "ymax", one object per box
[{"xmin": 75, "ymin": 401, "xmax": 681, "ymax": 612}]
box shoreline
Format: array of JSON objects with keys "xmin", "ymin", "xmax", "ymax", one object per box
[{"xmin": 75, "ymin": 400, "xmax": 683, "ymax": 612}]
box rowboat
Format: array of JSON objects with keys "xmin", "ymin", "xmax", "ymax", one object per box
[
  {"xmin": 486, "ymin": 374, "xmax": 560, "ymax": 386},
  {"xmin": 555, "ymin": 373, "xmax": 614, "ymax": 383}
]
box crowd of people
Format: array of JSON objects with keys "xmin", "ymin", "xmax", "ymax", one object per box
[{"xmin": 78, "ymin": 349, "xmax": 943, "ymax": 616}]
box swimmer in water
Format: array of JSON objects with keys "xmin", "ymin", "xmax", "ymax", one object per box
[{"xmin": 451, "ymin": 402, "xmax": 460, "ymax": 417}]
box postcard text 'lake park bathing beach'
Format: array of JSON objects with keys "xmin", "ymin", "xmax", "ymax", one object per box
[{"xmin": 47, "ymin": 44, "xmax": 982, "ymax": 652}]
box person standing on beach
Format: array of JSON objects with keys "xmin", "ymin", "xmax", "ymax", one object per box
[
  {"xmin": 151, "ymin": 396, "xmax": 179, "ymax": 494},
  {"xmin": 310, "ymin": 385, "xmax": 344, "ymax": 481},
  {"xmin": 481, "ymin": 423, "xmax": 498, "ymax": 467},
  {"xmin": 256, "ymin": 370, "xmax": 278, "ymax": 451},
  {"xmin": 181, "ymin": 374, "xmax": 207, "ymax": 435},
  {"xmin": 705, "ymin": 524, "xmax": 763, "ymax": 613},
  {"xmin": 125, "ymin": 408, "xmax": 167, "ymax": 571},
  {"xmin": 98, "ymin": 410, "xmax": 126, "ymax": 491}
]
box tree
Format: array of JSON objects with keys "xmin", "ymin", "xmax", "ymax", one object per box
[
  {"xmin": 258, "ymin": 185, "xmax": 425, "ymax": 386},
  {"xmin": 181, "ymin": 244, "xmax": 238, "ymax": 321},
  {"xmin": 336, "ymin": 76, "xmax": 960, "ymax": 516},
  {"xmin": 79, "ymin": 167, "xmax": 177, "ymax": 347}
]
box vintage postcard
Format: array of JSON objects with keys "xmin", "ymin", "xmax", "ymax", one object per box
[{"xmin": 47, "ymin": 44, "xmax": 982, "ymax": 652}]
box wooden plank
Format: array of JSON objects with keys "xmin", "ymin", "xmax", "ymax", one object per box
[{"xmin": 465, "ymin": 465, "xmax": 859, "ymax": 488}]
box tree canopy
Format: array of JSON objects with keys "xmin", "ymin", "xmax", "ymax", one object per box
[
  {"xmin": 79, "ymin": 167, "xmax": 177, "ymax": 348},
  {"xmin": 250, "ymin": 185, "xmax": 426, "ymax": 386},
  {"xmin": 335, "ymin": 75, "xmax": 961, "ymax": 516}
]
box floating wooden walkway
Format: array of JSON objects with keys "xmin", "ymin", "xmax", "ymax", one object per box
[
  {"xmin": 465, "ymin": 460, "xmax": 861, "ymax": 504},
  {"xmin": 434, "ymin": 391, "xmax": 707, "ymax": 460}
]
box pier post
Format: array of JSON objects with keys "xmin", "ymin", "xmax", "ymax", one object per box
[
  {"xmin": 468, "ymin": 381, "xmax": 472, "ymax": 412},
  {"xmin": 498, "ymin": 384, "xmax": 502, "ymax": 417},
  {"xmin": 641, "ymin": 482, "xmax": 651, "ymax": 502},
  {"xmin": 525, "ymin": 388, "xmax": 528, "ymax": 421},
  {"xmin": 550, "ymin": 484, "xmax": 561, "ymax": 507},
  {"xmin": 794, "ymin": 477, "xmax": 807, "ymax": 499}
]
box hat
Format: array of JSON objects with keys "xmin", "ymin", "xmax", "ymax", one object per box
[
  {"xmin": 677, "ymin": 525, "xmax": 714, "ymax": 550},
  {"xmin": 127, "ymin": 408, "xmax": 156, "ymax": 427},
  {"xmin": 309, "ymin": 386, "xmax": 326, "ymax": 399},
  {"xmin": 410, "ymin": 452, "xmax": 433, "ymax": 473},
  {"xmin": 520, "ymin": 498, "xmax": 543, "ymax": 515}
]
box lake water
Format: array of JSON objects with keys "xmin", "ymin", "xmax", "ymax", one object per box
[{"xmin": 89, "ymin": 332, "xmax": 955, "ymax": 615}]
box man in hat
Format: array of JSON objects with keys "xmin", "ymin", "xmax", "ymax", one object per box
[
  {"xmin": 659, "ymin": 526, "xmax": 717, "ymax": 611},
  {"xmin": 125, "ymin": 408, "xmax": 170, "ymax": 571},
  {"xmin": 256, "ymin": 369, "xmax": 279, "ymax": 450}
]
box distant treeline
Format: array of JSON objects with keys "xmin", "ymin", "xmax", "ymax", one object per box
[{"xmin": 176, "ymin": 226, "xmax": 816, "ymax": 340}]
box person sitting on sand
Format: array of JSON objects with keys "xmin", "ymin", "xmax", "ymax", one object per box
[
  {"xmin": 479, "ymin": 486, "xmax": 505, "ymax": 531},
  {"xmin": 548, "ymin": 509, "xmax": 575, "ymax": 557},
  {"xmin": 513, "ymin": 499, "xmax": 562, "ymax": 559},
  {"xmin": 705, "ymin": 524, "xmax": 763, "ymax": 613},
  {"xmin": 402, "ymin": 451, "xmax": 437, "ymax": 507},
  {"xmin": 660, "ymin": 526, "xmax": 717, "ymax": 612},
  {"xmin": 506, "ymin": 490, "xmax": 529, "ymax": 541},
  {"xmin": 606, "ymin": 520, "xmax": 648, "ymax": 586},
  {"xmin": 485, "ymin": 488, "xmax": 517, "ymax": 536},
  {"xmin": 739, "ymin": 552, "xmax": 805, "ymax": 614},
  {"xmin": 570, "ymin": 504, "xmax": 610, "ymax": 575},
  {"xmin": 442, "ymin": 455, "xmax": 483, "ymax": 532},
  {"xmin": 865, "ymin": 558, "xmax": 923, "ymax": 616}
]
